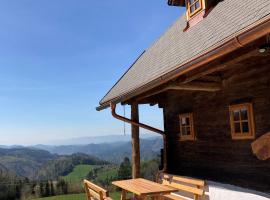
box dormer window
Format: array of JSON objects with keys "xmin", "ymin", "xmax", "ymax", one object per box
[
  {"xmin": 185, "ymin": 0, "xmax": 206, "ymax": 27},
  {"xmin": 168, "ymin": 0, "xmax": 209, "ymax": 27},
  {"xmin": 187, "ymin": 0, "xmax": 203, "ymax": 17}
]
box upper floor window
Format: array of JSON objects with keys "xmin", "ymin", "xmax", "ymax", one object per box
[
  {"xmin": 179, "ymin": 113, "xmax": 195, "ymax": 141},
  {"xmin": 229, "ymin": 103, "xmax": 255, "ymax": 140},
  {"xmin": 187, "ymin": 0, "xmax": 203, "ymax": 17}
]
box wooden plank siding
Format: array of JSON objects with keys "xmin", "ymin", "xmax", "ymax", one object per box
[{"xmin": 163, "ymin": 58, "xmax": 270, "ymax": 192}]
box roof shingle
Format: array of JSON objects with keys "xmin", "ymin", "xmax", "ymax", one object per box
[{"xmin": 99, "ymin": 0, "xmax": 270, "ymax": 106}]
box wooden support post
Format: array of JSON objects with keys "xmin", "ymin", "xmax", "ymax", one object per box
[
  {"xmin": 163, "ymin": 134, "xmax": 168, "ymax": 172},
  {"xmin": 131, "ymin": 103, "xmax": 140, "ymax": 179}
]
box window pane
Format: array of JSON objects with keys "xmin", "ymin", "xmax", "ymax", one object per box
[
  {"xmin": 190, "ymin": 5, "xmax": 195, "ymax": 13},
  {"xmin": 181, "ymin": 117, "xmax": 187, "ymax": 125},
  {"xmin": 234, "ymin": 122, "xmax": 241, "ymax": 133},
  {"xmin": 233, "ymin": 110, "xmax": 240, "ymax": 121},
  {"xmin": 182, "ymin": 127, "xmax": 187, "ymax": 135},
  {"xmin": 186, "ymin": 127, "xmax": 191, "ymax": 135},
  {"xmin": 242, "ymin": 122, "xmax": 249, "ymax": 133},
  {"xmin": 186, "ymin": 117, "xmax": 190, "ymax": 125},
  {"xmin": 195, "ymin": 1, "xmax": 201, "ymax": 9},
  {"xmin": 189, "ymin": 0, "xmax": 195, "ymax": 4},
  {"xmin": 241, "ymin": 108, "xmax": 248, "ymax": 120}
]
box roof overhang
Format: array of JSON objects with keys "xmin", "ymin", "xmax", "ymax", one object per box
[
  {"xmin": 96, "ymin": 17, "xmax": 270, "ymax": 111},
  {"xmin": 167, "ymin": 0, "xmax": 186, "ymax": 7}
]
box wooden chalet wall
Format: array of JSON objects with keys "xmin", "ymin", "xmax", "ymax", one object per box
[{"xmin": 163, "ymin": 57, "xmax": 270, "ymax": 192}]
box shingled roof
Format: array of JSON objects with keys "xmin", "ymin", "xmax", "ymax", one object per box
[{"xmin": 98, "ymin": 0, "xmax": 270, "ymax": 109}]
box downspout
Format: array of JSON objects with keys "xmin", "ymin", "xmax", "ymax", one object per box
[
  {"xmin": 110, "ymin": 103, "xmax": 168, "ymax": 172},
  {"xmin": 111, "ymin": 103, "xmax": 164, "ymax": 135}
]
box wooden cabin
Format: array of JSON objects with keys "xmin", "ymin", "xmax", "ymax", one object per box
[{"xmin": 97, "ymin": 0, "xmax": 270, "ymax": 198}]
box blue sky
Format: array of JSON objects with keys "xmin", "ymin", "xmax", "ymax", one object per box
[{"xmin": 0, "ymin": 1, "xmax": 183, "ymax": 145}]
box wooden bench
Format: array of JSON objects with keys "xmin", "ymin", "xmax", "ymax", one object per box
[
  {"xmin": 84, "ymin": 179, "xmax": 112, "ymax": 200},
  {"xmin": 157, "ymin": 173, "xmax": 205, "ymax": 200}
]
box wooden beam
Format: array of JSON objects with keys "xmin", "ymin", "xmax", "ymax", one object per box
[
  {"xmin": 199, "ymin": 75, "xmax": 222, "ymax": 82},
  {"xmin": 136, "ymin": 81, "xmax": 221, "ymax": 103},
  {"xmin": 129, "ymin": 50, "xmax": 261, "ymax": 104},
  {"xmin": 167, "ymin": 82, "xmax": 222, "ymax": 92},
  {"xmin": 131, "ymin": 103, "xmax": 140, "ymax": 179},
  {"xmin": 183, "ymin": 49, "xmax": 259, "ymax": 83}
]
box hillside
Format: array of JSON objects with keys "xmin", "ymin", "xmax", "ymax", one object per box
[
  {"xmin": 37, "ymin": 153, "xmax": 108, "ymax": 180},
  {"xmin": 62, "ymin": 164, "xmax": 94, "ymax": 182},
  {"xmin": 0, "ymin": 148, "xmax": 107, "ymax": 180},
  {"xmin": 0, "ymin": 148, "xmax": 57, "ymax": 179}
]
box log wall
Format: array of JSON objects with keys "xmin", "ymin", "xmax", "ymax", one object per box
[{"xmin": 163, "ymin": 61, "xmax": 270, "ymax": 192}]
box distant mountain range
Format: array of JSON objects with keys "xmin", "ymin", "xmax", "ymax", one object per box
[
  {"xmin": 35, "ymin": 134, "xmax": 158, "ymax": 146},
  {"xmin": 0, "ymin": 134, "xmax": 158, "ymax": 147},
  {"xmin": 33, "ymin": 137, "xmax": 163, "ymax": 164}
]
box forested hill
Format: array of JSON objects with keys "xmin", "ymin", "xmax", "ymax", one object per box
[
  {"xmin": 37, "ymin": 153, "xmax": 108, "ymax": 180},
  {"xmin": 0, "ymin": 148, "xmax": 57, "ymax": 179},
  {"xmin": 0, "ymin": 147, "xmax": 57, "ymax": 162},
  {"xmin": 0, "ymin": 148, "xmax": 107, "ymax": 180}
]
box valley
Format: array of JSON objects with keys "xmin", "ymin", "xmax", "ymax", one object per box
[{"xmin": 0, "ymin": 137, "xmax": 162, "ymax": 200}]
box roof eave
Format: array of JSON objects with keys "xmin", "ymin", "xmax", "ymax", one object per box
[
  {"xmin": 96, "ymin": 16, "xmax": 270, "ymax": 111},
  {"xmin": 167, "ymin": 0, "xmax": 186, "ymax": 7}
]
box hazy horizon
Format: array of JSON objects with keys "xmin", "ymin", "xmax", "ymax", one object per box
[{"xmin": 0, "ymin": 133, "xmax": 160, "ymax": 146}]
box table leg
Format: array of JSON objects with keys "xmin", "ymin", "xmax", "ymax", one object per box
[
  {"xmin": 121, "ymin": 190, "xmax": 127, "ymax": 200},
  {"xmin": 156, "ymin": 195, "xmax": 164, "ymax": 200},
  {"xmin": 149, "ymin": 195, "xmax": 163, "ymax": 200},
  {"xmin": 138, "ymin": 196, "xmax": 145, "ymax": 200}
]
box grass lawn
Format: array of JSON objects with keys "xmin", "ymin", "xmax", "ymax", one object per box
[
  {"xmin": 62, "ymin": 165, "xmax": 95, "ymax": 182},
  {"xmin": 62, "ymin": 164, "xmax": 119, "ymax": 184},
  {"xmin": 35, "ymin": 192, "xmax": 121, "ymax": 200}
]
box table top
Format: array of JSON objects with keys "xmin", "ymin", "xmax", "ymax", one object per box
[{"xmin": 112, "ymin": 178, "xmax": 178, "ymax": 196}]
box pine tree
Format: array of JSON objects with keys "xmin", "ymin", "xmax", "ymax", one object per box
[
  {"xmin": 50, "ymin": 181, "xmax": 55, "ymax": 196},
  {"xmin": 45, "ymin": 181, "xmax": 50, "ymax": 197},
  {"xmin": 117, "ymin": 157, "xmax": 132, "ymax": 180},
  {"xmin": 39, "ymin": 182, "xmax": 44, "ymax": 197}
]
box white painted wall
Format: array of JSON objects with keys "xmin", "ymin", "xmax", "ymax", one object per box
[
  {"xmin": 173, "ymin": 180, "xmax": 270, "ymax": 200},
  {"xmin": 204, "ymin": 181, "xmax": 270, "ymax": 200}
]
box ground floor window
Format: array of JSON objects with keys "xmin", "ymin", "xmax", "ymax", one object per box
[
  {"xmin": 179, "ymin": 113, "xmax": 195, "ymax": 141},
  {"xmin": 229, "ymin": 103, "xmax": 255, "ymax": 140}
]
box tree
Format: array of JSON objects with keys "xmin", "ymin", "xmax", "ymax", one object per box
[
  {"xmin": 56, "ymin": 179, "xmax": 68, "ymax": 195},
  {"xmin": 50, "ymin": 181, "xmax": 55, "ymax": 196},
  {"xmin": 141, "ymin": 158, "xmax": 159, "ymax": 181},
  {"xmin": 39, "ymin": 182, "xmax": 44, "ymax": 197},
  {"xmin": 117, "ymin": 157, "xmax": 132, "ymax": 180},
  {"xmin": 45, "ymin": 181, "xmax": 50, "ymax": 197}
]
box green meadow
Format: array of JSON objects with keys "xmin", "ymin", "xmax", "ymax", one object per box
[
  {"xmin": 62, "ymin": 164, "xmax": 95, "ymax": 182},
  {"xmin": 35, "ymin": 192, "xmax": 121, "ymax": 200}
]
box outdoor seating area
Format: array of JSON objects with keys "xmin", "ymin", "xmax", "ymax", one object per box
[{"xmin": 84, "ymin": 173, "xmax": 206, "ymax": 200}]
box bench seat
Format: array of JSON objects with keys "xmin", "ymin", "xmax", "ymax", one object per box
[
  {"xmin": 163, "ymin": 194, "xmax": 186, "ymax": 200},
  {"xmin": 157, "ymin": 173, "xmax": 206, "ymax": 200}
]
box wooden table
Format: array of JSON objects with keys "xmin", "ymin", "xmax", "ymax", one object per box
[{"xmin": 112, "ymin": 178, "xmax": 178, "ymax": 200}]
